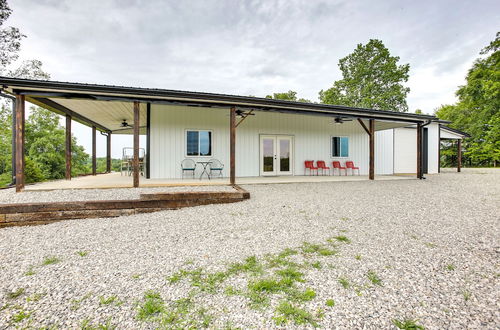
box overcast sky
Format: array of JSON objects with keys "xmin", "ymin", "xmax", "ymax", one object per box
[{"xmin": 7, "ymin": 0, "xmax": 500, "ymax": 158}]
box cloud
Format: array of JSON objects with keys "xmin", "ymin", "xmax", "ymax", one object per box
[{"xmin": 6, "ymin": 0, "xmax": 500, "ymax": 156}]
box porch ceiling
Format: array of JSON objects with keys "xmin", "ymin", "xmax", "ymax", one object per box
[{"xmin": 0, "ymin": 77, "xmax": 437, "ymax": 133}]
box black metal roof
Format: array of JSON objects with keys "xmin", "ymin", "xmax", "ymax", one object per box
[
  {"xmin": 441, "ymin": 125, "xmax": 471, "ymax": 138},
  {"xmin": 0, "ymin": 76, "xmax": 436, "ymax": 123}
]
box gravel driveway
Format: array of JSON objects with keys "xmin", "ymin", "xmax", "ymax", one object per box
[{"xmin": 0, "ymin": 169, "xmax": 498, "ymax": 329}]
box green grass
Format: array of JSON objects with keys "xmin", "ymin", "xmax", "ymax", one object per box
[
  {"xmin": 338, "ymin": 277, "xmax": 350, "ymax": 289},
  {"xmin": 26, "ymin": 292, "xmax": 45, "ymax": 302},
  {"xmin": 70, "ymin": 292, "xmax": 93, "ymax": 311},
  {"xmin": 311, "ymin": 261, "xmax": 322, "ymax": 269},
  {"xmin": 331, "ymin": 235, "xmax": 351, "ymax": 243},
  {"xmin": 367, "ymin": 270, "xmax": 382, "ymax": 286},
  {"xmin": 287, "ymin": 288, "xmax": 316, "ymax": 302},
  {"xmin": 6, "ymin": 288, "xmax": 25, "ymax": 299},
  {"xmin": 325, "ymin": 299, "xmax": 335, "ymax": 307},
  {"xmin": 11, "ymin": 310, "xmax": 31, "ymax": 323},
  {"xmin": 132, "ymin": 274, "xmax": 141, "ymax": 279},
  {"xmin": 355, "ymin": 254, "xmax": 362, "ymax": 260},
  {"xmin": 42, "ymin": 256, "xmax": 61, "ymax": 266},
  {"xmin": 99, "ymin": 295, "xmax": 119, "ymax": 305},
  {"xmin": 446, "ymin": 264, "xmax": 455, "ymax": 271},
  {"xmin": 463, "ymin": 290, "xmax": 471, "ymax": 301},
  {"xmin": 24, "ymin": 267, "xmax": 35, "ymax": 276},
  {"xmin": 301, "ymin": 242, "xmax": 337, "ymax": 256},
  {"xmin": 273, "ymin": 301, "xmax": 317, "ymax": 326},
  {"xmin": 137, "ymin": 290, "xmax": 165, "ymax": 321},
  {"xmin": 80, "ymin": 318, "xmax": 116, "ymax": 330},
  {"xmin": 392, "ymin": 318, "xmax": 425, "ymax": 329},
  {"xmin": 76, "ymin": 251, "xmax": 89, "ymax": 257}
]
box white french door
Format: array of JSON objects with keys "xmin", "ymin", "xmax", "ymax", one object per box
[{"xmin": 259, "ymin": 135, "xmax": 294, "ymax": 176}]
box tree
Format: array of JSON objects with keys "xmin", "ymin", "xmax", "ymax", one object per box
[
  {"xmin": 266, "ymin": 90, "xmax": 311, "ymax": 103},
  {"xmin": 319, "ymin": 39, "xmax": 410, "ymax": 112},
  {"xmin": 8, "ymin": 59, "xmax": 50, "ymax": 80},
  {"xmin": 0, "ymin": 0, "xmax": 24, "ymax": 71},
  {"xmin": 435, "ymin": 32, "xmax": 499, "ymax": 167}
]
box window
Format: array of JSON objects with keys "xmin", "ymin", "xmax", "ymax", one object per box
[
  {"xmin": 331, "ymin": 136, "xmax": 349, "ymax": 157},
  {"xmin": 186, "ymin": 130, "xmax": 212, "ymax": 156}
]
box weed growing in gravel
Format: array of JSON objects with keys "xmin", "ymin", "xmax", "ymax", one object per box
[
  {"xmin": 392, "ymin": 318, "xmax": 424, "ymax": 330},
  {"xmin": 6, "ymin": 288, "xmax": 25, "ymax": 299},
  {"xmin": 325, "ymin": 299, "xmax": 335, "ymax": 307},
  {"xmin": 99, "ymin": 295, "xmax": 119, "ymax": 305},
  {"xmin": 224, "ymin": 286, "xmax": 241, "ymax": 296},
  {"xmin": 70, "ymin": 292, "xmax": 93, "ymax": 311},
  {"xmin": 424, "ymin": 242, "xmax": 436, "ymax": 248},
  {"xmin": 42, "ymin": 256, "xmax": 61, "ymax": 266},
  {"xmin": 132, "ymin": 274, "xmax": 141, "ymax": 279},
  {"xmin": 331, "ymin": 235, "xmax": 351, "ymax": 243},
  {"xmin": 355, "ymin": 254, "xmax": 362, "ymax": 260},
  {"xmin": 26, "ymin": 292, "xmax": 45, "ymax": 302},
  {"xmin": 367, "ymin": 270, "xmax": 382, "ymax": 286},
  {"xmin": 76, "ymin": 251, "xmax": 88, "ymax": 257},
  {"xmin": 462, "ymin": 289, "xmax": 472, "ymax": 301},
  {"xmin": 311, "ymin": 261, "xmax": 322, "ymax": 269},
  {"xmin": 11, "ymin": 309, "xmax": 31, "ymax": 323},
  {"xmin": 137, "ymin": 290, "xmax": 165, "ymax": 321},
  {"xmin": 446, "ymin": 264, "xmax": 456, "ymax": 271},
  {"xmin": 24, "ymin": 267, "xmax": 35, "ymax": 276},
  {"xmin": 301, "ymin": 242, "xmax": 337, "ymax": 256},
  {"xmin": 338, "ymin": 277, "xmax": 350, "ymax": 289},
  {"xmin": 81, "ymin": 317, "xmax": 116, "ymax": 330},
  {"xmin": 273, "ymin": 301, "xmax": 318, "ymax": 327}
]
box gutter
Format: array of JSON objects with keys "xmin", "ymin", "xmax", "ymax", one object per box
[{"xmin": 0, "ymin": 92, "xmax": 16, "ymax": 187}]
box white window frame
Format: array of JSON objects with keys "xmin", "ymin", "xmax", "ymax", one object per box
[
  {"xmin": 330, "ymin": 136, "xmax": 349, "ymax": 158},
  {"xmin": 185, "ymin": 129, "xmax": 213, "ymax": 158}
]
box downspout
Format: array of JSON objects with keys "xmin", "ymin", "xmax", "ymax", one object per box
[
  {"xmin": 0, "ymin": 92, "xmax": 16, "ymax": 186},
  {"xmin": 419, "ymin": 120, "xmax": 432, "ymax": 179}
]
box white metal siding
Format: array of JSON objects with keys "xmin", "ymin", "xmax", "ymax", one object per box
[
  {"xmin": 150, "ymin": 104, "xmax": 396, "ymax": 178},
  {"xmin": 394, "ymin": 128, "xmax": 417, "ymax": 174},
  {"xmin": 427, "ymin": 123, "xmax": 439, "ymax": 174}
]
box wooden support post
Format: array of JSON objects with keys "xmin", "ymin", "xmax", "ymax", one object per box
[
  {"xmin": 417, "ymin": 123, "xmax": 422, "ymax": 179},
  {"xmin": 92, "ymin": 126, "xmax": 97, "ymax": 176},
  {"xmin": 65, "ymin": 115, "xmax": 72, "ymax": 180},
  {"xmin": 15, "ymin": 95, "xmax": 25, "ymax": 192},
  {"xmin": 133, "ymin": 101, "xmax": 140, "ymax": 187},
  {"xmin": 230, "ymin": 106, "xmax": 236, "ymax": 185},
  {"xmin": 457, "ymin": 139, "xmax": 462, "ymax": 172},
  {"xmin": 146, "ymin": 103, "xmax": 151, "ymax": 179},
  {"xmin": 106, "ymin": 133, "xmax": 111, "ymax": 173},
  {"xmin": 369, "ymin": 119, "xmax": 375, "ymax": 180}
]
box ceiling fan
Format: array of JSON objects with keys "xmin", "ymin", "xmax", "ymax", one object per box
[
  {"xmin": 121, "ymin": 119, "xmax": 133, "ymax": 128},
  {"xmin": 332, "ymin": 116, "xmax": 353, "ymax": 124}
]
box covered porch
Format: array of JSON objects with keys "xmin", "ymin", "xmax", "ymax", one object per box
[{"xmin": 0, "ymin": 77, "xmax": 437, "ymax": 193}]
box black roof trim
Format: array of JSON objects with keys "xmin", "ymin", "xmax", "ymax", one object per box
[
  {"xmin": 441, "ymin": 125, "xmax": 471, "ymax": 138},
  {"xmin": 0, "ymin": 76, "xmax": 436, "ymax": 122}
]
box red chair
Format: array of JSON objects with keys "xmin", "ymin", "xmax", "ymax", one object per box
[
  {"xmin": 332, "ymin": 161, "xmax": 347, "ymax": 176},
  {"xmin": 304, "ymin": 160, "xmax": 318, "ymax": 176},
  {"xmin": 316, "ymin": 161, "xmax": 330, "ymax": 176},
  {"xmin": 345, "ymin": 161, "xmax": 360, "ymax": 175}
]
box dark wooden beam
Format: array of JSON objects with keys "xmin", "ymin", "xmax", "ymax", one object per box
[
  {"xmin": 65, "ymin": 115, "xmax": 72, "ymax": 180},
  {"xmin": 357, "ymin": 118, "xmax": 370, "ymax": 135},
  {"xmin": 235, "ymin": 110, "xmax": 254, "ymax": 128},
  {"xmin": 133, "ymin": 101, "xmax": 140, "ymax": 187},
  {"xmin": 230, "ymin": 106, "xmax": 236, "ymax": 185},
  {"xmin": 31, "ymin": 97, "xmax": 110, "ymax": 133},
  {"xmin": 438, "ymin": 124, "xmax": 441, "ymax": 173},
  {"xmin": 15, "ymin": 94, "xmax": 25, "ymax": 192},
  {"xmin": 92, "ymin": 126, "xmax": 97, "ymax": 176},
  {"xmin": 106, "ymin": 133, "xmax": 111, "ymax": 173},
  {"xmin": 457, "ymin": 139, "xmax": 462, "ymax": 172},
  {"xmin": 146, "ymin": 103, "xmax": 151, "ymax": 179},
  {"xmin": 369, "ymin": 119, "xmax": 375, "ymax": 180},
  {"xmin": 417, "ymin": 123, "xmax": 422, "ymax": 179}
]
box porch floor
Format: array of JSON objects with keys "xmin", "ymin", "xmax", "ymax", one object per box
[{"xmin": 24, "ymin": 172, "xmax": 414, "ymax": 191}]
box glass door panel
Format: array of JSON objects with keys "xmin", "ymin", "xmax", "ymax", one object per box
[
  {"xmin": 260, "ymin": 136, "xmax": 276, "ymax": 176},
  {"xmin": 278, "ymin": 137, "xmax": 293, "ymax": 175}
]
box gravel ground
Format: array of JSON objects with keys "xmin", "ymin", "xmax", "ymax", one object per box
[
  {"xmin": 0, "ymin": 185, "xmax": 234, "ymax": 204},
  {"xmin": 0, "ymin": 168, "xmax": 498, "ymax": 329}
]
